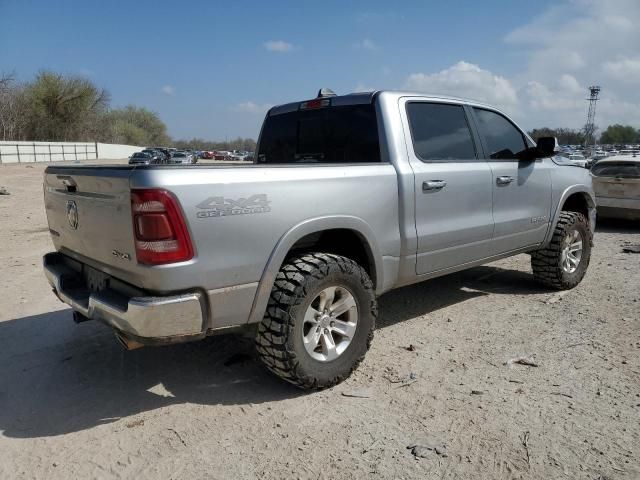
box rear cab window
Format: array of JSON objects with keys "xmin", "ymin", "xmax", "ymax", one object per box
[{"xmin": 257, "ymin": 102, "xmax": 381, "ymax": 164}]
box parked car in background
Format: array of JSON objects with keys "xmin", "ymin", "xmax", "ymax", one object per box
[
  {"xmin": 587, "ymin": 150, "xmax": 608, "ymax": 168},
  {"xmin": 147, "ymin": 147, "xmax": 172, "ymax": 162},
  {"xmin": 128, "ymin": 152, "xmax": 154, "ymax": 165},
  {"xmin": 141, "ymin": 149, "xmax": 166, "ymax": 164},
  {"xmin": 169, "ymin": 151, "xmax": 189, "ymax": 164},
  {"xmin": 568, "ymin": 153, "xmax": 588, "ymax": 168},
  {"xmin": 619, "ymin": 149, "xmax": 640, "ymax": 158},
  {"xmin": 170, "ymin": 151, "xmax": 197, "ymax": 165},
  {"xmin": 229, "ymin": 150, "xmax": 249, "ymax": 161},
  {"xmin": 592, "ymin": 150, "xmax": 608, "ymax": 161},
  {"xmin": 200, "ymin": 151, "xmax": 215, "ymax": 159},
  {"xmin": 186, "ymin": 151, "xmax": 198, "ymax": 164},
  {"xmin": 591, "ymin": 156, "xmax": 640, "ymax": 220},
  {"xmin": 213, "ymin": 151, "xmax": 231, "ymax": 160}
]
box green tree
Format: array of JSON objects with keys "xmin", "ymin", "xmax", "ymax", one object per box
[
  {"xmin": 599, "ymin": 124, "xmax": 639, "ymax": 144},
  {"xmin": 22, "ymin": 71, "xmax": 109, "ymax": 141},
  {"xmin": 105, "ymin": 106, "xmax": 170, "ymax": 146},
  {"xmin": 0, "ymin": 70, "xmax": 260, "ymax": 148},
  {"xmin": 172, "ymin": 137, "xmax": 257, "ymax": 152},
  {"xmin": 528, "ymin": 127, "xmax": 585, "ymax": 145}
]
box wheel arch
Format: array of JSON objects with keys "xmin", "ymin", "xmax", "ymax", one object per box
[
  {"xmin": 544, "ymin": 186, "xmax": 596, "ymax": 246},
  {"xmin": 246, "ymin": 216, "xmax": 384, "ymax": 325}
]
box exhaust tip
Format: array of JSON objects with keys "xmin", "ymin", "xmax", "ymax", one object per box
[
  {"xmin": 115, "ymin": 332, "xmax": 144, "ymax": 351},
  {"xmin": 73, "ymin": 311, "xmax": 91, "ymax": 324}
]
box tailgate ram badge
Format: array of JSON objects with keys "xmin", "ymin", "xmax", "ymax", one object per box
[{"xmin": 66, "ymin": 200, "xmax": 79, "ymax": 229}]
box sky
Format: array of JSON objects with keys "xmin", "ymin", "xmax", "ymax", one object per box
[{"xmin": 1, "ymin": 0, "xmax": 639, "ymax": 140}]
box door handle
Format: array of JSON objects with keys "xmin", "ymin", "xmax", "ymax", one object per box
[
  {"xmin": 496, "ymin": 176, "xmax": 514, "ymax": 185},
  {"xmin": 423, "ymin": 180, "xmax": 447, "ymax": 192}
]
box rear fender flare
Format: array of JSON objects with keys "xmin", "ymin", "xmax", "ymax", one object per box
[{"xmin": 246, "ymin": 216, "xmax": 383, "ymax": 324}]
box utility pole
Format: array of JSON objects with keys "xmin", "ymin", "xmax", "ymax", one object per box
[{"xmin": 584, "ymin": 85, "xmax": 600, "ymax": 149}]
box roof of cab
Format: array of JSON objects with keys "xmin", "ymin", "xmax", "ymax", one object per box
[{"xmin": 268, "ymin": 89, "xmax": 500, "ymax": 116}]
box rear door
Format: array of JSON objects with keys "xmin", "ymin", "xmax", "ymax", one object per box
[
  {"xmin": 470, "ymin": 107, "xmax": 552, "ymax": 254},
  {"xmin": 400, "ymin": 99, "xmax": 494, "ymax": 275}
]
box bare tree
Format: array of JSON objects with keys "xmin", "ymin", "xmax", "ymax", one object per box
[{"xmin": 0, "ymin": 73, "xmax": 27, "ymax": 140}]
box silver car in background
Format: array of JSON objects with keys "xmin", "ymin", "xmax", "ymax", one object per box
[
  {"xmin": 592, "ymin": 156, "xmax": 640, "ymax": 220},
  {"xmin": 128, "ymin": 152, "xmax": 154, "ymax": 165},
  {"xmin": 170, "ymin": 151, "xmax": 197, "ymax": 165}
]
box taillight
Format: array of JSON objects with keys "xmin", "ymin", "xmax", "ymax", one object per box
[{"xmin": 131, "ymin": 189, "xmax": 194, "ymax": 265}]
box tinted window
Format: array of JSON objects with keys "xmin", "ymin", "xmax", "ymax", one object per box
[
  {"xmin": 406, "ymin": 103, "xmax": 476, "ymax": 161},
  {"xmin": 591, "ymin": 162, "xmax": 640, "ymax": 178},
  {"xmin": 257, "ymin": 104, "xmax": 380, "ymax": 164},
  {"xmin": 474, "ymin": 108, "xmax": 527, "ymax": 160}
]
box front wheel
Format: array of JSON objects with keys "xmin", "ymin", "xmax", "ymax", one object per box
[
  {"xmin": 255, "ymin": 253, "xmax": 377, "ymax": 389},
  {"xmin": 531, "ymin": 211, "xmax": 592, "ymax": 290}
]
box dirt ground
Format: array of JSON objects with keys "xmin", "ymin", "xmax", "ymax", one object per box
[{"xmin": 0, "ymin": 161, "xmax": 638, "ymax": 480}]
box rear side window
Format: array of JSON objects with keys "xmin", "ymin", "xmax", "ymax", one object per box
[
  {"xmin": 406, "ymin": 102, "xmax": 476, "ymax": 161},
  {"xmin": 473, "ymin": 108, "xmax": 527, "ymax": 160},
  {"xmin": 591, "ymin": 162, "xmax": 640, "ymax": 178},
  {"xmin": 257, "ymin": 104, "xmax": 380, "ymax": 164}
]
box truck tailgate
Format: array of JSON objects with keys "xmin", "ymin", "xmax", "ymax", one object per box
[{"xmin": 44, "ymin": 167, "xmax": 137, "ymax": 273}]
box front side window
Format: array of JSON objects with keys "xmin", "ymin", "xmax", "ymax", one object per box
[
  {"xmin": 473, "ymin": 108, "xmax": 527, "ymax": 160},
  {"xmin": 406, "ymin": 102, "xmax": 476, "ymax": 161},
  {"xmin": 257, "ymin": 104, "xmax": 380, "ymax": 164}
]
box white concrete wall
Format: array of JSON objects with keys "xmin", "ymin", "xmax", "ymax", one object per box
[
  {"xmin": 0, "ymin": 141, "xmax": 143, "ymax": 164},
  {"xmin": 96, "ymin": 143, "xmax": 142, "ymax": 160}
]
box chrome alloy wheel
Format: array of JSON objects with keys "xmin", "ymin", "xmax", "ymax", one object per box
[
  {"xmin": 561, "ymin": 229, "xmax": 583, "ymax": 273},
  {"xmin": 302, "ymin": 286, "xmax": 358, "ymax": 362}
]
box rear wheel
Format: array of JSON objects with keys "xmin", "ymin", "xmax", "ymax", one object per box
[
  {"xmin": 255, "ymin": 253, "xmax": 376, "ymax": 389},
  {"xmin": 531, "ymin": 211, "xmax": 591, "ymax": 290}
]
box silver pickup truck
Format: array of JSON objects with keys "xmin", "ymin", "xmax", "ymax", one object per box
[{"xmin": 43, "ymin": 90, "xmax": 596, "ymax": 389}]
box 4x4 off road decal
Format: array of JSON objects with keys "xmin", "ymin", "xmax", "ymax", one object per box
[{"xmin": 196, "ymin": 194, "xmax": 271, "ymax": 218}]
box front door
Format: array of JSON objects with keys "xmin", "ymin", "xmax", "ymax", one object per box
[
  {"xmin": 401, "ymin": 100, "xmax": 495, "ymax": 275},
  {"xmin": 470, "ymin": 107, "xmax": 552, "ymax": 254}
]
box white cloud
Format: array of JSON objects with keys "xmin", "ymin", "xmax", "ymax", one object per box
[
  {"xmin": 161, "ymin": 85, "xmax": 175, "ymax": 95},
  {"xmin": 400, "ymin": 0, "xmax": 640, "ymax": 130},
  {"xmin": 353, "ymin": 38, "xmax": 377, "ymax": 51},
  {"xmin": 264, "ymin": 40, "xmax": 294, "ymax": 52},
  {"xmin": 506, "ymin": 0, "xmax": 640, "ymax": 128},
  {"xmin": 603, "ymin": 56, "xmax": 640, "ymax": 82},
  {"xmin": 405, "ymin": 61, "xmax": 518, "ymax": 112},
  {"xmin": 231, "ymin": 101, "xmax": 273, "ymax": 114}
]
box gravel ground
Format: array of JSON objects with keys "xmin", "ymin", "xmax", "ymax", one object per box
[{"xmin": 0, "ymin": 162, "xmax": 638, "ymax": 479}]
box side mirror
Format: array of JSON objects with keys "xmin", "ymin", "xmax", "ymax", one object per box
[{"xmin": 536, "ymin": 137, "xmax": 558, "ymax": 158}]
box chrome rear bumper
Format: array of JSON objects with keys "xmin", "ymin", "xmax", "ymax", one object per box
[{"xmin": 43, "ymin": 252, "xmax": 206, "ymax": 342}]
